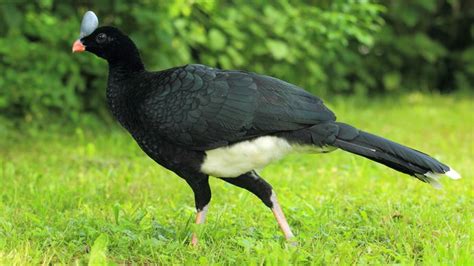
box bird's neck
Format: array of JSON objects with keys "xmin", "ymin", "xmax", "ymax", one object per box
[
  {"xmin": 106, "ymin": 46, "xmax": 145, "ymax": 130},
  {"xmin": 107, "ymin": 45, "xmax": 145, "ymax": 77},
  {"xmin": 108, "ymin": 59, "xmax": 144, "ymax": 77}
]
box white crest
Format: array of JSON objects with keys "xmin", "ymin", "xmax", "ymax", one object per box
[{"xmin": 79, "ymin": 11, "xmax": 99, "ymax": 38}]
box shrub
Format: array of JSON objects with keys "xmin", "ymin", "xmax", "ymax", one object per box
[{"xmin": 0, "ymin": 1, "xmax": 471, "ymax": 122}]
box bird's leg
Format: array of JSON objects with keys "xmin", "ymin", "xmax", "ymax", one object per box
[
  {"xmin": 220, "ymin": 171, "xmax": 295, "ymax": 240},
  {"xmin": 191, "ymin": 204, "xmax": 209, "ymax": 246},
  {"xmin": 269, "ymin": 190, "xmax": 294, "ymax": 240},
  {"xmin": 183, "ymin": 175, "xmax": 211, "ymax": 246}
]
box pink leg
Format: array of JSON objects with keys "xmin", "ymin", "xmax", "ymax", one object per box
[
  {"xmin": 191, "ymin": 204, "xmax": 209, "ymax": 246},
  {"xmin": 270, "ymin": 191, "xmax": 295, "ymax": 240},
  {"xmin": 220, "ymin": 173, "xmax": 296, "ymax": 241}
]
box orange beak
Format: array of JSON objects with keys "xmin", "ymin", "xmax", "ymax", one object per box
[{"xmin": 72, "ymin": 39, "xmax": 86, "ymax": 53}]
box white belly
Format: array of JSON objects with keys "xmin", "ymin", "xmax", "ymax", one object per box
[{"xmin": 200, "ymin": 136, "xmax": 332, "ymax": 177}]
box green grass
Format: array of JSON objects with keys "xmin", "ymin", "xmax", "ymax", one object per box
[{"xmin": 0, "ymin": 93, "xmax": 473, "ymax": 264}]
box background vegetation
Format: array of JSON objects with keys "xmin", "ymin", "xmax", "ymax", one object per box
[
  {"xmin": 0, "ymin": 0, "xmax": 472, "ymax": 121},
  {"xmin": 0, "ymin": 1, "xmax": 472, "ymax": 264}
]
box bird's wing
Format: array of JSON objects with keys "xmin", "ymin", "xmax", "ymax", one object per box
[{"xmin": 138, "ymin": 64, "xmax": 336, "ymax": 150}]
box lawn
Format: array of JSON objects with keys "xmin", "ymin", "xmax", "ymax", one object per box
[{"xmin": 0, "ymin": 93, "xmax": 472, "ymax": 265}]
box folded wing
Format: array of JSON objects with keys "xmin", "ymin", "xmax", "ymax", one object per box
[{"xmin": 139, "ymin": 64, "xmax": 336, "ymax": 150}]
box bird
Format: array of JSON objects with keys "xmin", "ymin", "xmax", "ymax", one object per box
[{"xmin": 72, "ymin": 11, "xmax": 461, "ymax": 245}]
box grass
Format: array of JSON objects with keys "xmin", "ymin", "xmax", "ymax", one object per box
[{"xmin": 0, "ymin": 93, "xmax": 473, "ymax": 265}]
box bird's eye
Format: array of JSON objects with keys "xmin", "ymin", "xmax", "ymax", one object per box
[{"xmin": 96, "ymin": 33, "xmax": 107, "ymax": 44}]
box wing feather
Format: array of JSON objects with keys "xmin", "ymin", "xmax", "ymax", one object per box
[{"xmin": 138, "ymin": 64, "xmax": 335, "ymax": 150}]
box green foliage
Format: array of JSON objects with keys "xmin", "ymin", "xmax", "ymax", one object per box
[
  {"xmin": 0, "ymin": 94, "xmax": 472, "ymax": 264},
  {"xmin": 356, "ymin": 1, "xmax": 474, "ymax": 94},
  {"xmin": 88, "ymin": 234, "xmax": 109, "ymax": 265},
  {"xmin": 0, "ymin": 1, "xmax": 472, "ymax": 121},
  {"xmin": 0, "ymin": 2, "xmax": 106, "ymax": 121},
  {"xmin": 0, "ymin": 1, "xmax": 383, "ymax": 120}
]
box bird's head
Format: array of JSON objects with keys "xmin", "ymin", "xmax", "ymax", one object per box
[{"xmin": 72, "ymin": 11, "xmax": 141, "ymax": 67}]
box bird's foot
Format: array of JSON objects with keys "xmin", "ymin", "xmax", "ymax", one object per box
[
  {"xmin": 190, "ymin": 205, "xmax": 209, "ymax": 247},
  {"xmin": 286, "ymin": 237, "xmax": 298, "ymax": 247},
  {"xmin": 190, "ymin": 233, "xmax": 199, "ymax": 247}
]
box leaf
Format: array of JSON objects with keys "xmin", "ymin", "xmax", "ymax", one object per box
[
  {"xmin": 417, "ymin": 0, "xmax": 437, "ymax": 12},
  {"xmin": 88, "ymin": 234, "xmax": 109, "ymax": 266},
  {"xmin": 413, "ymin": 33, "xmax": 446, "ymax": 62},
  {"xmin": 383, "ymin": 72, "xmax": 401, "ymax": 91},
  {"xmin": 265, "ymin": 39, "xmax": 289, "ymax": 60},
  {"xmin": 113, "ymin": 203, "xmax": 120, "ymax": 225},
  {"xmin": 208, "ymin": 29, "xmax": 226, "ymax": 51}
]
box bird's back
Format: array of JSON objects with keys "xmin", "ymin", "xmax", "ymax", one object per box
[{"xmin": 133, "ymin": 64, "xmax": 336, "ymax": 150}]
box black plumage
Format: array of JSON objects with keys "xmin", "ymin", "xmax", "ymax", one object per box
[
  {"xmin": 137, "ymin": 65, "xmax": 335, "ymax": 150},
  {"xmin": 72, "ymin": 15, "xmax": 460, "ymax": 244}
]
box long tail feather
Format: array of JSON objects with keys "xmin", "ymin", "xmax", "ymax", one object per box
[{"xmin": 330, "ymin": 123, "xmax": 461, "ymax": 188}]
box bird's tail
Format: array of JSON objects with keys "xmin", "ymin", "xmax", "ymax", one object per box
[{"xmin": 327, "ymin": 122, "xmax": 461, "ymax": 188}]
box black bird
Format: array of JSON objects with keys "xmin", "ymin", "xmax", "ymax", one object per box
[{"xmin": 72, "ymin": 11, "xmax": 460, "ymax": 244}]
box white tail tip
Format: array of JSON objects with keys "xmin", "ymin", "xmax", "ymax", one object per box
[
  {"xmin": 445, "ymin": 168, "xmax": 461, "ymax": 180},
  {"xmin": 417, "ymin": 167, "xmax": 461, "ymax": 189}
]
